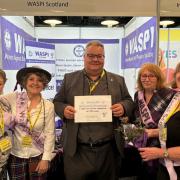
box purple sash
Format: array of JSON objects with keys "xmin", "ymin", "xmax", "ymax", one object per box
[
  {"xmin": 138, "ymin": 91, "xmax": 157, "ymax": 128},
  {"xmin": 16, "ymin": 92, "xmax": 28, "ymax": 125},
  {"xmin": 16, "ymin": 92, "xmax": 45, "ymax": 151}
]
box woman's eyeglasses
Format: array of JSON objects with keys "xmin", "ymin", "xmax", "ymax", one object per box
[{"xmin": 141, "ymin": 74, "xmax": 156, "ymax": 80}]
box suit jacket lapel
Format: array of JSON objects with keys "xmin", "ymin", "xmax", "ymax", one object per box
[
  {"xmin": 76, "ymin": 70, "xmax": 84, "ymax": 96},
  {"xmin": 106, "ymin": 72, "xmax": 116, "ymax": 104}
]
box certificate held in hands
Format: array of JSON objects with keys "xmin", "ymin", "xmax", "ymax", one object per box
[{"xmin": 74, "ymin": 95, "xmax": 112, "ymax": 123}]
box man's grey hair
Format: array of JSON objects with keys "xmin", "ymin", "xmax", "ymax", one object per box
[{"xmin": 84, "ymin": 40, "xmax": 104, "ymax": 54}]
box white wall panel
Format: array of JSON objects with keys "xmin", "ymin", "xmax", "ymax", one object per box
[
  {"xmin": 35, "ymin": 27, "xmax": 80, "ymax": 39},
  {"xmin": 80, "ymin": 27, "xmax": 124, "ymax": 39},
  {"xmin": 2, "ymin": 16, "xmax": 35, "ymax": 36},
  {"xmin": 125, "ymin": 17, "xmax": 152, "ymax": 36}
]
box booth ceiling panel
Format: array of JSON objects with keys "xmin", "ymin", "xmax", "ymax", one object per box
[
  {"xmin": 34, "ymin": 16, "xmax": 133, "ymax": 27},
  {"xmin": 0, "ymin": 0, "xmax": 157, "ymax": 16},
  {"xmin": 34, "ymin": 16, "xmax": 180, "ymax": 28},
  {"xmin": 160, "ymin": 0, "xmax": 180, "ymax": 16}
]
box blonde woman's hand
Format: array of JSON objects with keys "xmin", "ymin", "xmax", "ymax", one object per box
[{"xmin": 139, "ymin": 147, "xmax": 163, "ymax": 161}]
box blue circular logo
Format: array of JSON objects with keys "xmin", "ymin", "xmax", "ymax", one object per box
[{"xmin": 73, "ymin": 45, "xmax": 85, "ymax": 57}]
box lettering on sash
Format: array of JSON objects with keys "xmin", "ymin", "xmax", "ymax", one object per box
[{"xmin": 138, "ymin": 92, "xmax": 157, "ymax": 128}]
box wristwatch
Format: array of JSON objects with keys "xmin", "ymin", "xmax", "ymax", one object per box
[{"xmin": 163, "ymin": 149, "xmax": 169, "ymax": 158}]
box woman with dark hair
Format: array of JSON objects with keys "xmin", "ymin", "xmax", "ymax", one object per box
[
  {"xmin": 0, "ymin": 67, "xmax": 55, "ymax": 180},
  {"xmin": 133, "ymin": 63, "xmax": 176, "ymax": 180}
]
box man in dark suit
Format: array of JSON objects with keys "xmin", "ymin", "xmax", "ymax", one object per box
[{"xmin": 53, "ymin": 40, "xmax": 134, "ymax": 180}]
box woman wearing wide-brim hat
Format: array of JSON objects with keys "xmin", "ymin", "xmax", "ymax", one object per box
[{"xmin": 0, "ymin": 66, "xmax": 55, "ymax": 180}]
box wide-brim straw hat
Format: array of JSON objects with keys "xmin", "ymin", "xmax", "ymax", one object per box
[{"xmin": 16, "ymin": 66, "xmax": 51, "ymax": 86}]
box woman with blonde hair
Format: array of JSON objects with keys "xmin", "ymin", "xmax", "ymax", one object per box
[{"xmin": 133, "ymin": 63, "xmax": 176, "ymax": 180}]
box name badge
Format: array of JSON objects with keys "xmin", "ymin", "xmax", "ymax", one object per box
[
  {"xmin": 22, "ymin": 135, "xmax": 32, "ymax": 147},
  {"xmin": 159, "ymin": 127, "xmax": 167, "ymax": 141},
  {"xmin": 0, "ymin": 137, "xmax": 12, "ymax": 153}
]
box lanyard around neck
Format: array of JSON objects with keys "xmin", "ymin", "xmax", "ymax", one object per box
[
  {"xmin": 88, "ymin": 70, "xmax": 105, "ymax": 95},
  {"xmin": 27, "ymin": 101, "xmax": 42, "ymax": 132},
  {"xmin": 0, "ymin": 106, "xmax": 4, "ymax": 136}
]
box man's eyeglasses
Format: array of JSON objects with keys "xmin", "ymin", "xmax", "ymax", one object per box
[
  {"xmin": 141, "ymin": 74, "xmax": 156, "ymax": 80},
  {"xmin": 86, "ymin": 54, "xmax": 105, "ymax": 60}
]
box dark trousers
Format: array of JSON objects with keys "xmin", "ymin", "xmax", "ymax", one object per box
[
  {"xmin": 119, "ymin": 147, "xmax": 142, "ymax": 178},
  {"xmin": 64, "ymin": 142, "xmax": 119, "ymax": 180},
  {"xmin": 47, "ymin": 152, "xmax": 65, "ymax": 180},
  {"xmin": 137, "ymin": 160, "xmax": 159, "ymax": 180}
]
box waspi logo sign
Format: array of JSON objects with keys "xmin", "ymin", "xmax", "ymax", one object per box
[
  {"xmin": 121, "ymin": 17, "xmax": 156, "ymax": 69},
  {"xmin": 1, "ymin": 17, "xmax": 33, "ymax": 70}
]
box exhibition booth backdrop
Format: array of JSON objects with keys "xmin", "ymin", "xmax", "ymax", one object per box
[
  {"xmin": 0, "ymin": 14, "xmax": 180, "ymax": 139},
  {"xmin": 0, "ymin": 16, "xmax": 180, "ymax": 98}
]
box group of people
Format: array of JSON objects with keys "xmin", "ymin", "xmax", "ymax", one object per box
[{"xmin": 0, "ymin": 40, "xmax": 179, "ymax": 180}]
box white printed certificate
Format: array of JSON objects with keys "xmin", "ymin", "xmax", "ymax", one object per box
[{"xmin": 74, "ymin": 95, "xmax": 112, "ymax": 123}]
